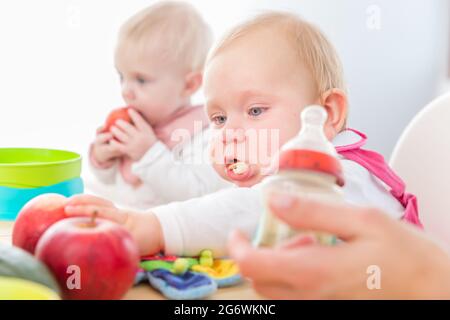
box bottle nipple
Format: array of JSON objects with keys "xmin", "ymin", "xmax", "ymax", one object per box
[
  {"xmin": 278, "ymin": 105, "xmax": 344, "ymax": 186},
  {"xmin": 283, "ymin": 105, "xmax": 338, "ymax": 157}
]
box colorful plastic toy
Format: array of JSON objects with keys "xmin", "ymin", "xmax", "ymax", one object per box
[
  {"xmin": 172, "ymin": 258, "xmax": 190, "ymax": 275},
  {"xmin": 140, "ymin": 257, "xmax": 198, "ymax": 272},
  {"xmin": 191, "ymin": 259, "xmax": 242, "ymax": 287},
  {"xmin": 141, "ymin": 254, "xmax": 179, "ymax": 262},
  {"xmin": 199, "ymin": 249, "xmax": 213, "ymax": 267},
  {"xmin": 147, "ymin": 269, "xmax": 217, "ymax": 300},
  {"xmin": 137, "ymin": 251, "xmax": 242, "ymax": 299}
]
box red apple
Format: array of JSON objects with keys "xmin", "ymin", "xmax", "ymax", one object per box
[
  {"xmin": 35, "ymin": 215, "xmax": 140, "ymax": 300},
  {"xmin": 13, "ymin": 194, "xmax": 70, "ymax": 254},
  {"xmin": 103, "ymin": 106, "xmax": 133, "ymax": 133}
]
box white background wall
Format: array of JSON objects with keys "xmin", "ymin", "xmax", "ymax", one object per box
[{"xmin": 0, "ymin": 0, "xmax": 448, "ymax": 164}]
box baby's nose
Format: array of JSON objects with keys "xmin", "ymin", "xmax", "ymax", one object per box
[
  {"xmin": 222, "ymin": 128, "xmax": 246, "ymax": 144},
  {"xmin": 121, "ymin": 84, "xmax": 135, "ymax": 101}
]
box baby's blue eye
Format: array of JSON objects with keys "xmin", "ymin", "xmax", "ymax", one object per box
[
  {"xmin": 212, "ymin": 115, "xmax": 227, "ymax": 126},
  {"xmin": 248, "ymin": 107, "xmax": 265, "ymax": 117},
  {"xmin": 137, "ymin": 77, "xmax": 146, "ymax": 85}
]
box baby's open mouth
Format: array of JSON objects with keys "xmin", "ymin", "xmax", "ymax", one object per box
[
  {"xmin": 225, "ymin": 159, "xmax": 253, "ymax": 182},
  {"xmin": 227, "ymin": 160, "xmax": 249, "ymax": 175}
]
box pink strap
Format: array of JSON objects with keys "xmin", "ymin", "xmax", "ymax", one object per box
[
  {"xmin": 337, "ymin": 129, "xmax": 422, "ymax": 228},
  {"xmin": 335, "ymin": 128, "xmax": 368, "ymax": 152},
  {"xmin": 339, "ymin": 149, "xmax": 406, "ymax": 198}
]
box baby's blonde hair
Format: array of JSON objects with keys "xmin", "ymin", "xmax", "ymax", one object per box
[
  {"xmin": 117, "ymin": 1, "xmax": 212, "ymax": 72},
  {"xmin": 207, "ymin": 11, "xmax": 346, "ymax": 96}
]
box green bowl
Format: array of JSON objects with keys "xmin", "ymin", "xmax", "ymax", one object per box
[{"xmin": 0, "ymin": 148, "xmax": 82, "ymax": 188}]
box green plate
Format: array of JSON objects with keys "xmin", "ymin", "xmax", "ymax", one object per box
[{"xmin": 0, "ymin": 148, "xmax": 82, "ymax": 188}]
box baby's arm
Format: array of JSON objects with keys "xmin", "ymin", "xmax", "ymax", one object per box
[
  {"xmin": 130, "ymin": 131, "xmax": 232, "ymax": 202},
  {"xmin": 65, "ymin": 187, "xmax": 263, "ymax": 258},
  {"xmin": 152, "ymin": 187, "xmax": 264, "ymax": 257}
]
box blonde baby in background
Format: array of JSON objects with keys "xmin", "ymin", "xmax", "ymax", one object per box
[
  {"xmin": 73, "ymin": 12, "xmax": 420, "ymax": 257},
  {"xmin": 89, "ymin": 1, "xmax": 232, "ymax": 210}
]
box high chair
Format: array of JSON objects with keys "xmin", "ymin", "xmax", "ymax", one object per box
[{"xmin": 390, "ymin": 92, "xmax": 450, "ymax": 251}]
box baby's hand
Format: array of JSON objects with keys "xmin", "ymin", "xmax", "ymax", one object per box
[
  {"xmin": 91, "ymin": 126, "xmax": 123, "ymax": 166},
  {"xmin": 109, "ymin": 109, "xmax": 157, "ymax": 161},
  {"xmin": 65, "ymin": 194, "xmax": 164, "ymax": 256}
]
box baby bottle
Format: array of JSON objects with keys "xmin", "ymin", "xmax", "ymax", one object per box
[{"xmin": 254, "ymin": 105, "xmax": 345, "ymax": 247}]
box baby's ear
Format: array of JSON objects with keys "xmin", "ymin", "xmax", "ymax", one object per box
[
  {"xmin": 320, "ymin": 88, "xmax": 348, "ymax": 139},
  {"xmin": 182, "ymin": 71, "xmax": 203, "ymax": 97}
]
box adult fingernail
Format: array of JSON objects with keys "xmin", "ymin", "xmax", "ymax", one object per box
[{"xmin": 269, "ymin": 192, "xmax": 296, "ymax": 210}]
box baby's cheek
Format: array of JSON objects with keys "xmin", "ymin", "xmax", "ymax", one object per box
[
  {"xmin": 208, "ymin": 140, "xmax": 230, "ymax": 181},
  {"xmin": 210, "ymin": 156, "xmax": 229, "ymax": 182},
  {"xmin": 208, "ymin": 136, "xmax": 222, "ymax": 162},
  {"xmin": 247, "ymin": 130, "xmax": 279, "ymax": 168},
  {"xmin": 212, "ymin": 162, "xmax": 229, "ymax": 181}
]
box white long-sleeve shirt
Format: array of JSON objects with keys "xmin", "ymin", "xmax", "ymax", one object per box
[
  {"xmin": 86, "ymin": 129, "xmax": 233, "ymax": 210},
  {"xmin": 153, "ymin": 130, "xmax": 405, "ymax": 257}
]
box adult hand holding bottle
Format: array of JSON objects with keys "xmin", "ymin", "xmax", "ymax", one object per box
[{"xmin": 229, "ymin": 192, "xmax": 450, "ymax": 299}]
